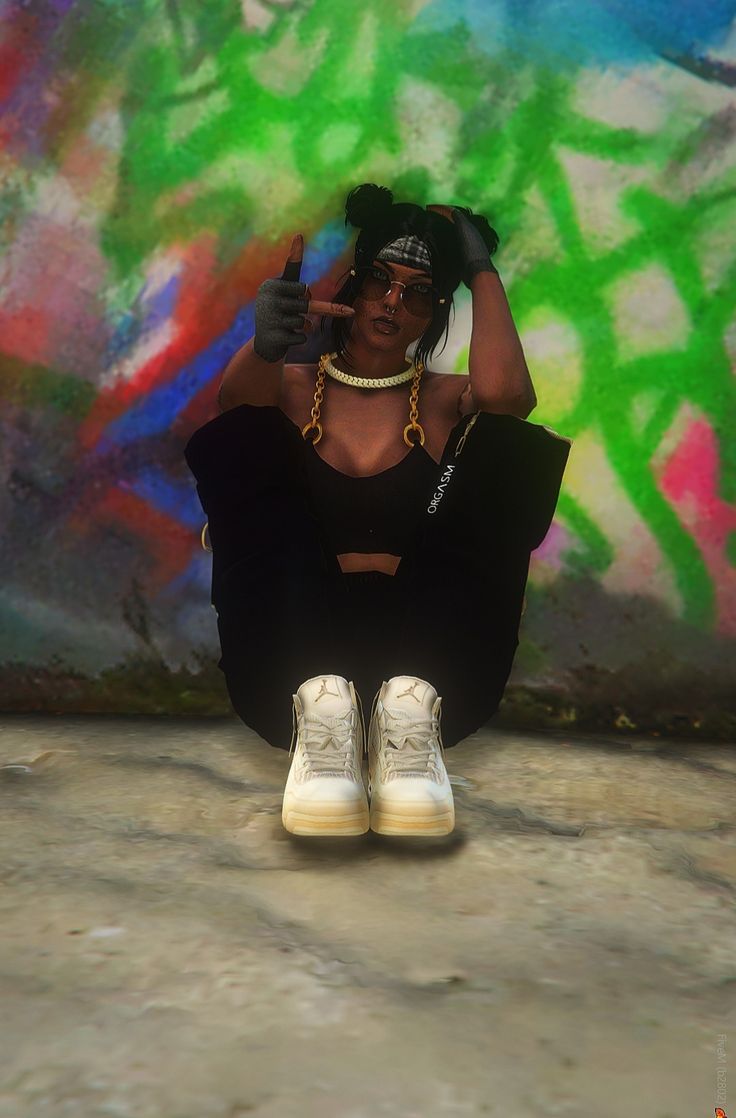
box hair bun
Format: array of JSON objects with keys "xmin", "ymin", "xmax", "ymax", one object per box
[{"xmin": 344, "ymin": 183, "xmax": 394, "ymax": 229}]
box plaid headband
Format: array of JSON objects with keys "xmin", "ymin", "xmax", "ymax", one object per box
[{"xmin": 375, "ymin": 235, "xmax": 432, "ymax": 273}]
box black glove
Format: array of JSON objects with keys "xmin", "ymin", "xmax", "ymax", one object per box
[
  {"xmin": 253, "ymin": 234, "xmax": 354, "ymax": 362},
  {"xmin": 253, "ymin": 275, "xmax": 311, "ymax": 363}
]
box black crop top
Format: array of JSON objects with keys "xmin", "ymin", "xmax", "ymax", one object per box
[{"xmin": 302, "ymin": 440, "xmax": 439, "ymax": 555}]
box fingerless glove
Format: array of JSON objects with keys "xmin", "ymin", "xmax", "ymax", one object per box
[{"xmin": 253, "ymin": 278, "xmax": 311, "ymax": 363}]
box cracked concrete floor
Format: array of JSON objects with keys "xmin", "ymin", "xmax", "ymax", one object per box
[{"xmin": 0, "ymin": 715, "xmax": 734, "ymax": 1118}]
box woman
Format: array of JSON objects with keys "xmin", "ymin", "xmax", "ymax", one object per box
[{"xmin": 184, "ymin": 183, "xmax": 571, "ymax": 838}]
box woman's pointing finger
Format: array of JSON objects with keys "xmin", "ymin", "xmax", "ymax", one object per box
[
  {"xmin": 281, "ymin": 235, "xmax": 354, "ymax": 316},
  {"xmin": 307, "ymin": 299, "xmax": 355, "ymax": 318}
]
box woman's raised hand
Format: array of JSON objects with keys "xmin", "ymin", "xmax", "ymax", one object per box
[{"xmin": 253, "ymin": 234, "xmax": 355, "ymax": 363}]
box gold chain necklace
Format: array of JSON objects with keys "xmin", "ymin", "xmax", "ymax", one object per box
[
  {"xmin": 322, "ymin": 352, "xmax": 416, "ymax": 388},
  {"xmin": 301, "ymin": 351, "xmax": 426, "ymax": 448}
]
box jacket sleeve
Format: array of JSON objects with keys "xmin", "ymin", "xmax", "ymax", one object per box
[{"xmin": 183, "ymin": 403, "xmax": 307, "ymax": 518}]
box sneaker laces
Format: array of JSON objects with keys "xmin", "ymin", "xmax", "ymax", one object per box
[
  {"xmin": 377, "ymin": 703, "xmax": 445, "ymax": 777},
  {"xmin": 289, "ymin": 704, "xmax": 363, "ymax": 775}
]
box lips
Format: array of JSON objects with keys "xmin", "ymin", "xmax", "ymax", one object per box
[{"xmin": 373, "ymin": 317, "xmax": 400, "ymax": 332}]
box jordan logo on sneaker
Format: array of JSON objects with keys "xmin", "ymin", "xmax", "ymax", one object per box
[
  {"xmin": 314, "ymin": 677, "xmax": 342, "ymax": 702},
  {"xmin": 396, "ymin": 681, "xmax": 425, "ymax": 704}
]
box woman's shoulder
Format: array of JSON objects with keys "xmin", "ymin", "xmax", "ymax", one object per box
[
  {"xmin": 282, "ymin": 363, "xmax": 317, "ymax": 401},
  {"xmin": 282, "ymin": 362, "xmax": 314, "ymax": 383}
]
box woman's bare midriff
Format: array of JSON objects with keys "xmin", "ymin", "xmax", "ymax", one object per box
[
  {"xmin": 337, "ymin": 552, "xmax": 401, "ymax": 576},
  {"xmin": 279, "ymin": 363, "xmax": 470, "ymax": 576}
]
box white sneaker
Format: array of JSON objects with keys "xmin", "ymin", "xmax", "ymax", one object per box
[
  {"xmin": 367, "ymin": 675, "xmax": 455, "ymax": 836},
  {"xmin": 282, "ymin": 674, "xmax": 369, "ymax": 836}
]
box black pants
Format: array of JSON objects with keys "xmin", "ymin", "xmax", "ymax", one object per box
[{"xmin": 184, "ymin": 404, "xmax": 570, "ymax": 751}]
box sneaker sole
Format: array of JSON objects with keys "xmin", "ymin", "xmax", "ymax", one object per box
[
  {"xmin": 282, "ymin": 797, "xmax": 370, "ymax": 836},
  {"xmin": 370, "ymin": 800, "xmax": 455, "ymax": 836}
]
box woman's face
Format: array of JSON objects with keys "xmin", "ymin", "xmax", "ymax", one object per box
[{"xmin": 349, "ymin": 258, "xmax": 435, "ymax": 349}]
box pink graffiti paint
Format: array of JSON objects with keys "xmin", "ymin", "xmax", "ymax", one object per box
[
  {"xmin": 659, "ymin": 416, "xmax": 736, "ymax": 635},
  {"xmin": 533, "ymin": 520, "xmax": 569, "ymax": 567}
]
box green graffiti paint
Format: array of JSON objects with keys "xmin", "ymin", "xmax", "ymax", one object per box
[{"xmin": 85, "ymin": 2, "xmax": 734, "ymax": 629}]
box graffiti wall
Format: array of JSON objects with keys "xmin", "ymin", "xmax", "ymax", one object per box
[{"xmin": 1, "ymin": 0, "xmax": 735, "ymax": 736}]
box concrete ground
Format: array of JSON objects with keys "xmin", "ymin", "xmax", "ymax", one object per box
[{"xmin": 0, "ymin": 715, "xmax": 734, "ymax": 1118}]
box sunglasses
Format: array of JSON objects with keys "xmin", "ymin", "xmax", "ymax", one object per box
[{"xmin": 350, "ymin": 265, "xmax": 446, "ymax": 317}]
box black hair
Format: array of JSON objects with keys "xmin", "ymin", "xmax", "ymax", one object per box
[{"xmin": 319, "ymin": 182, "xmax": 499, "ymax": 372}]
